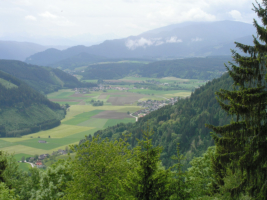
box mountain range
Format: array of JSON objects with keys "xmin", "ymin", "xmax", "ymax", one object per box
[
  {"xmin": 25, "ymin": 20, "xmax": 255, "ymax": 67},
  {"xmin": 0, "ymin": 41, "xmax": 69, "ymax": 61}
]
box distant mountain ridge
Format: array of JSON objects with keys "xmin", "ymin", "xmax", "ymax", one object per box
[
  {"xmin": 0, "ymin": 41, "xmax": 69, "ymax": 61},
  {"xmin": 25, "ymin": 21, "xmax": 255, "ymax": 67}
]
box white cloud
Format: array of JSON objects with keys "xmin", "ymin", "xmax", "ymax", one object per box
[
  {"xmin": 126, "ymin": 36, "xmax": 182, "ymax": 49},
  {"xmin": 229, "ymin": 10, "xmax": 242, "ymax": 20},
  {"xmin": 166, "ymin": 36, "xmax": 182, "ymax": 43},
  {"xmin": 191, "ymin": 37, "xmax": 203, "ymax": 42},
  {"xmin": 40, "ymin": 11, "xmax": 57, "ymax": 19},
  {"xmin": 25, "ymin": 15, "xmax": 36, "ymax": 21},
  {"xmin": 126, "ymin": 37, "xmax": 154, "ymax": 50}
]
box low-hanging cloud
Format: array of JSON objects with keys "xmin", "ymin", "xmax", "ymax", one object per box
[
  {"xmin": 191, "ymin": 37, "xmax": 203, "ymax": 42},
  {"xmin": 126, "ymin": 36, "xmax": 183, "ymax": 50},
  {"xmin": 166, "ymin": 36, "xmax": 182, "ymax": 43}
]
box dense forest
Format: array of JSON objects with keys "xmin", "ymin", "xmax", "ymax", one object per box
[
  {"xmin": 0, "ymin": 71, "xmax": 65, "ymax": 137},
  {"xmin": 0, "ymin": 60, "xmax": 96, "ymax": 94},
  {"xmin": 80, "ymin": 62, "xmax": 144, "ymax": 80},
  {"xmin": 79, "ymin": 56, "xmax": 230, "ymax": 81},
  {"xmin": 140, "ymin": 56, "xmax": 231, "ymax": 79},
  {"xmin": 80, "ymin": 73, "xmax": 233, "ymax": 169},
  {"xmin": 49, "ymin": 52, "xmax": 152, "ymax": 69}
]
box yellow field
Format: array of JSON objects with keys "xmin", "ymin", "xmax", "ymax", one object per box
[
  {"xmin": 0, "ymin": 141, "xmax": 81, "ymax": 155},
  {"xmin": 0, "ymin": 145, "xmax": 48, "ymax": 155},
  {"xmin": 22, "ymin": 125, "xmax": 94, "ymax": 139},
  {"xmin": 161, "ymin": 77, "xmax": 190, "ymax": 82},
  {"xmin": 63, "ymin": 105, "xmax": 142, "ymax": 121}
]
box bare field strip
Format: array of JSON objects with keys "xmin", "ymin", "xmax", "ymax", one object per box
[
  {"xmin": 164, "ymin": 92, "xmax": 191, "ymax": 98},
  {"xmin": 70, "ymin": 93, "xmax": 88, "ymax": 97},
  {"xmin": 92, "ymin": 110, "xmax": 132, "ymax": 119},
  {"xmin": 22, "ymin": 124, "xmax": 92, "ymax": 138},
  {"xmin": 98, "ymin": 94, "xmax": 108, "ymax": 99}
]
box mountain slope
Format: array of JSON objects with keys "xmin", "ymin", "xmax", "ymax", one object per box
[
  {"xmin": 0, "ymin": 71, "xmax": 65, "ymax": 137},
  {"xmin": 26, "ymin": 21, "xmax": 255, "ymax": 67},
  {"xmin": 0, "ymin": 60, "xmax": 96, "ymax": 94},
  {"xmin": 84, "ymin": 73, "xmax": 233, "ymax": 169}
]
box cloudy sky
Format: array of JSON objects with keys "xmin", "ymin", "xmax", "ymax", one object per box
[{"xmin": 0, "ymin": 0, "xmax": 260, "ymax": 45}]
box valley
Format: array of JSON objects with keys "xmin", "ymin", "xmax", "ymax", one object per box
[
  {"xmin": 0, "ymin": 76, "xmax": 202, "ymax": 162},
  {"xmin": 0, "ymin": 4, "xmax": 265, "ymax": 197}
]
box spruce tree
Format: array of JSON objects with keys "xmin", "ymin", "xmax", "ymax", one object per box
[
  {"xmin": 207, "ymin": 1, "xmax": 267, "ymax": 198},
  {"xmin": 123, "ymin": 126, "xmax": 172, "ymax": 200}
]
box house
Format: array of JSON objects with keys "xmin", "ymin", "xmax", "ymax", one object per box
[
  {"xmin": 58, "ymin": 149, "xmax": 67, "ymax": 155},
  {"xmin": 35, "ymin": 161, "xmax": 43, "ymax": 168},
  {"xmin": 38, "ymin": 140, "xmax": 47, "ymax": 143},
  {"xmin": 38, "ymin": 154, "xmax": 49, "ymax": 160}
]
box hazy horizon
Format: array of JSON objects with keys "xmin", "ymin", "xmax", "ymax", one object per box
[{"xmin": 0, "ymin": 0, "xmax": 260, "ymax": 46}]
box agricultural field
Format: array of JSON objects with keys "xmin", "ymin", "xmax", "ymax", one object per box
[
  {"xmin": 0, "ymin": 76, "xmax": 204, "ymax": 161},
  {"xmin": 0, "ymin": 90, "xmax": 144, "ymax": 158}
]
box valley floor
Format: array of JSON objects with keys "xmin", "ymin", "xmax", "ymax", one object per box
[{"xmin": 0, "ymin": 77, "xmax": 205, "ymax": 167}]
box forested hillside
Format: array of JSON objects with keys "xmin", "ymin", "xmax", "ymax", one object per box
[
  {"xmin": 140, "ymin": 56, "xmax": 230, "ymax": 79},
  {"xmin": 0, "ymin": 60, "xmax": 96, "ymax": 94},
  {"xmin": 88, "ymin": 73, "xmax": 233, "ymax": 168},
  {"xmin": 0, "ymin": 71, "xmax": 65, "ymax": 137},
  {"xmin": 79, "ymin": 56, "xmax": 230, "ymax": 81},
  {"xmin": 80, "ymin": 62, "xmax": 144, "ymax": 80}
]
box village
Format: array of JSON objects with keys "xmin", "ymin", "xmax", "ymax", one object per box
[
  {"xmin": 21, "ymin": 147, "xmax": 68, "ymax": 169},
  {"xmin": 133, "ymin": 97, "xmax": 179, "ymax": 118}
]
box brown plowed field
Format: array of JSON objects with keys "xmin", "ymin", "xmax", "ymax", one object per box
[
  {"xmin": 98, "ymin": 94, "xmax": 107, "ymax": 99},
  {"xmin": 70, "ymin": 93, "xmax": 87, "ymax": 97},
  {"xmin": 92, "ymin": 110, "xmax": 132, "ymax": 119}
]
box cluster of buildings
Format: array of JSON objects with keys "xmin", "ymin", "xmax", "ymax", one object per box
[
  {"xmin": 133, "ymin": 97, "xmax": 179, "ymax": 116},
  {"xmin": 26, "ymin": 149, "xmax": 68, "ymax": 168},
  {"xmin": 88, "ymin": 85, "xmax": 136, "ymax": 91}
]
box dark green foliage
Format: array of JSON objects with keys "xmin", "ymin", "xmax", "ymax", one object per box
[
  {"xmin": 80, "ymin": 62, "xmax": 144, "ymax": 80},
  {"xmin": 0, "ymin": 71, "xmax": 60, "ymax": 110},
  {"xmin": 0, "ymin": 71, "xmax": 65, "ymax": 136},
  {"xmin": 123, "ymin": 127, "xmax": 173, "ymax": 200},
  {"xmin": 87, "ymin": 73, "xmax": 233, "ymax": 169},
  {"xmin": 0, "ymin": 151, "xmax": 7, "ymax": 183},
  {"xmin": 140, "ymin": 56, "xmax": 230, "ymax": 80},
  {"xmin": 80, "ymin": 56, "xmax": 230, "ymax": 81},
  {"xmin": 207, "ymin": 1, "xmax": 267, "ymax": 198},
  {"xmin": 170, "ymin": 144, "xmax": 191, "ymax": 199},
  {"xmin": 0, "ymin": 60, "xmax": 96, "ymax": 94}
]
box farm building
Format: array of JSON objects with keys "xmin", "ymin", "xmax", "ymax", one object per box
[
  {"xmin": 35, "ymin": 161, "xmax": 44, "ymax": 168},
  {"xmin": 38, "ymin": 154, "xmax": 49, "ymax": 160},
  {"xmin": 38, "ymin": 140, "xmax": 47, "ymax": 143}
]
